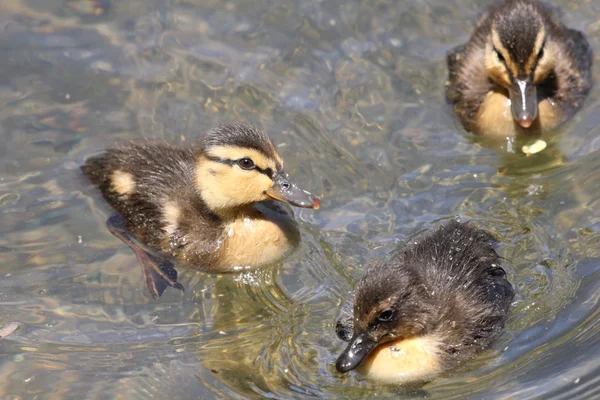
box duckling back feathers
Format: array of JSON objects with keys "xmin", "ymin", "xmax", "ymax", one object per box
[{"xmin": 82, "ymin": 139, "xmax": 223, "ymax": 264}]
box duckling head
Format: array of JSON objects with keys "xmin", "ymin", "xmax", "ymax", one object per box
[
  {"xmin": 195, "ymin": 124, "xmax": 320, "ymax": 214},
  {"xmin": 484, "ymin": 0, "xmax": 557, "ymax": 128},
  {"xmin": 335, "ymin": 261, "xmax": 436, "ymax": 374}
]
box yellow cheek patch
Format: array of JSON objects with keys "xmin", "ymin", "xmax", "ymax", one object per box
[
  {"xmin": 485, "ymin": 45, "xmax": 511, "ymax": 88},
  {"xmin": 359, "ymin": 335, "xmax": 443, "ymax": 383},
  {"xmin": 487, "ymin": 65, "xmax": 511, "ymax": 88},
  {"xmin": 207, "ymin": 145, "xmax": 278, "ymax": 172},
  {"xmin": 218, "ymin": 170, "xmax": 273, "ymax": 201},
  {"xmin": 110, "ymin": 170, "xmax": 135, "ymax": 197},
  {"xmin": 195, "ymin": 156, "xmax": 273, "ymax": 212}
]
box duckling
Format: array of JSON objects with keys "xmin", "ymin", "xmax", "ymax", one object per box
[
  {"xmin": 335, "ymin": 221, "xmax": 514, "ymax": 384},
  {"xmin": 82, "ymin": 124, "xmax": 319, "ymax": 296},
  {"xmin": 446, "ymin": 0, "xmax": 592, "ymax": 138}
]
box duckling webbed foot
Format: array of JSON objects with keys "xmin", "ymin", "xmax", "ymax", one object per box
[{"xmin": 106, "ymin": 215, "xmax": 184, "ymax": 299}]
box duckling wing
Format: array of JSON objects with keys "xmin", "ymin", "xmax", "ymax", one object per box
[
  {"xmin": 563, "ymin": 28, "xmax": 592, "ymax": 84},
  {"xmin": 485, "ymin": 267, "xmax": 515, "ymax": 315},
  {"xmin": 416, "ymin": 221, "xmax": 514, "ymax": 324},
  {"xmin": 445, "ymin": 44, "xmax": 466, "ymax": 103},
  {"xmin": 446, "ymin": 44, "xmax": 466, "ymax": 73},
  {"xmin": 445, "ymin": 41, "xmax": 491, "ymax": 132},
  {"xmin": 452, "ymin": 265, "xmax": 514, "ymax": 354},
  {"xmin": 545, "ymin": 28, "xmax": 593, "ymax": 118},
  {"xmin": 81, "ymin": 143, "xmax": 198, "ymax": 244}
]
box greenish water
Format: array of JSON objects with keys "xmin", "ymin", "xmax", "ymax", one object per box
[{"xmin": 0, "ymin": 0, "xmax": 599, "ymax": 398}]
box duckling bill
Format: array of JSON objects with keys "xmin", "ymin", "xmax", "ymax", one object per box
[
  {"xmin": 446, "ymin": 0, "xmax": 592, "ymax": 138},
  {"xmin": 335, "ymin": 221, "xmax": 514, "ymax": 383},
  {"xmin": 82, "ymin": 124, "xmax": 319, "ymax": 296}
]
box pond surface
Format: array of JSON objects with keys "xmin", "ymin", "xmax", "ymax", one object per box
[{"xmin": 1, "ymin": 0, "xmax": 599, "ymax": 398}]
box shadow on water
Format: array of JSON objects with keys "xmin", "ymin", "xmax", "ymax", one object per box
[{"xmin": 0, "ymin": 0, "xmax": 599, "ymax": 398}]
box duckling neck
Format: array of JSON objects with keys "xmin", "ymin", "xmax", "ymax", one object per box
[{"xmin": 214, "ymin": 202, "xmax": 301, "ymax": 270}]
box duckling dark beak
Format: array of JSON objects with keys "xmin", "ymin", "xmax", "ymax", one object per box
[
  {"xmin": 265, "ymin": 171, "xmax": 320, "ymax": 209},
  {"xmin": 510, "ymin": 78, "xmax": 538, "ymax": 128},
  {"xmin": 335, "ymin": 333, "xmax": 378, "ymax": 373}
]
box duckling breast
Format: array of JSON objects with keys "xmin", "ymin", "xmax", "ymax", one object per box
[
  {"xmin": 358, "ymin": 335, "xmax": 444, "ymax": 383},
  {"xmin": 477, "ymin": 91, "xmax": 514, "ymax": 138},
  {"xmin": 217, "ymin": 202, "xmax": 301, "ymax": 270},
  {"xmin": 476, "ymin": 91, "xmax": 562, "ymax": 138},
  {"xmin": 537, "ymin": 98, "xmax": 562, "ymax": 130}
]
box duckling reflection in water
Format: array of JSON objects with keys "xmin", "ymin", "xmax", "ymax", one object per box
[
  {"xmin": 446, "ymin": 0, "xmax": 592, "ymax": 138},
  {"xmin": 82, "ymin": 124, "xmax": 320, "ymax": 298},
  {"xmin": 335, "ymin": 221, "xmax": 514, "ymax": 384}
]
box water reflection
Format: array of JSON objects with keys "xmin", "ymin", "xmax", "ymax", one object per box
[{"xmin": 0, "ymin": 0, "xmax": 599, "ymax": 398}]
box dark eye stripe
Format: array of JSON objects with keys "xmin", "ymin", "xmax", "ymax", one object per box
[
  {"xmin": 206, "ymin": 156, "xmax": 274, "ymax": 178},
  {"xmin": 493, "ymin": 47, "xmax": 505, "ymax": 63},
  {"xmin": 535, "ymin": 41, "xmax": 546, "ymax": 64}
]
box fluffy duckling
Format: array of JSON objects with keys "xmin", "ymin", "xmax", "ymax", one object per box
[
  {"xmin": 335, "ymin": 221, "xmax": 514, "ymax": 384},
  {"xmin": 82, "ymin": 124, "xmax": 319, "ymax": 293},
  {"xmin": 446, "ymin": 0, "xmax": 592, "ymax": 138}
]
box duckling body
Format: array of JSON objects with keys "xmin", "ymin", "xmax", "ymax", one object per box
[
  {"xmin": 82, "ymin": 124, "xmax": 319, "ymax": 273},
  {"xmin": 335, "ymin": 221, "xmax": 514, "ymax": 383},
  {"xmin": 446, "ymin": 0, "xmax": 592, "ymax": 138}
]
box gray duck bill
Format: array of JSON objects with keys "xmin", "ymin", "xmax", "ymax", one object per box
[
  {"xmin": 335, "ymin": 333, "xmax": 379, "ymax": 373},
  {"xmin": 510, "ymin": 78, "xmax": 538, "ymax": 128},
  {"xmin": 265, "ymin": 171, "xmax": 320, "ymax": 209}
]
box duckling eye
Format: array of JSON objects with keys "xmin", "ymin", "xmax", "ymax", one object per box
[
  {"xmin": 378, "ymin": 309, "xmax": 394, "ymax": 322},
  {"xmin": 494, "ymin": 48, "xmax": 505, "ymax": 63},
  {"xmin": 537, "ymin": 46, "xmax": 544, "ymax": 60},
  {"xmin": 237, "ymin": 158, "xmax": 255, "ymax": 170}
]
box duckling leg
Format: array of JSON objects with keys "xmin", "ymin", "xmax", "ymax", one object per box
[{"xmin": 106, "ymin": 215, "xmax": 184, "ymax": 299}]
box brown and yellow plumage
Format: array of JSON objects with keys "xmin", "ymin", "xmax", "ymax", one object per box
[
  {"xmin": 82, "ymin": 124, "xmax": 319, "ymax": 279},
  {"xmin": 446, "ymin": 0, "xmax": 592, "ymax": 138},
  {"xmin": 335, "ymin": 221, "xmax": 514, "ymax": 383}
]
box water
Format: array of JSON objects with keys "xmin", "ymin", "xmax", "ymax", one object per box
[{"xmin": 0, "ymin": 0, "xmax": 599, "ymax": 398}]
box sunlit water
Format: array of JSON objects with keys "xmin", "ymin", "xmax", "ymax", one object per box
[{"xmin": 0, "ymin": 0, "xmax": 599, "ymax": 398}]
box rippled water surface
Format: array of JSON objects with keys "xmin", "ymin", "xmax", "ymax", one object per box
[{"xmin": 1, "ymin": 0, "xmax": 600, "ymax": 398}]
